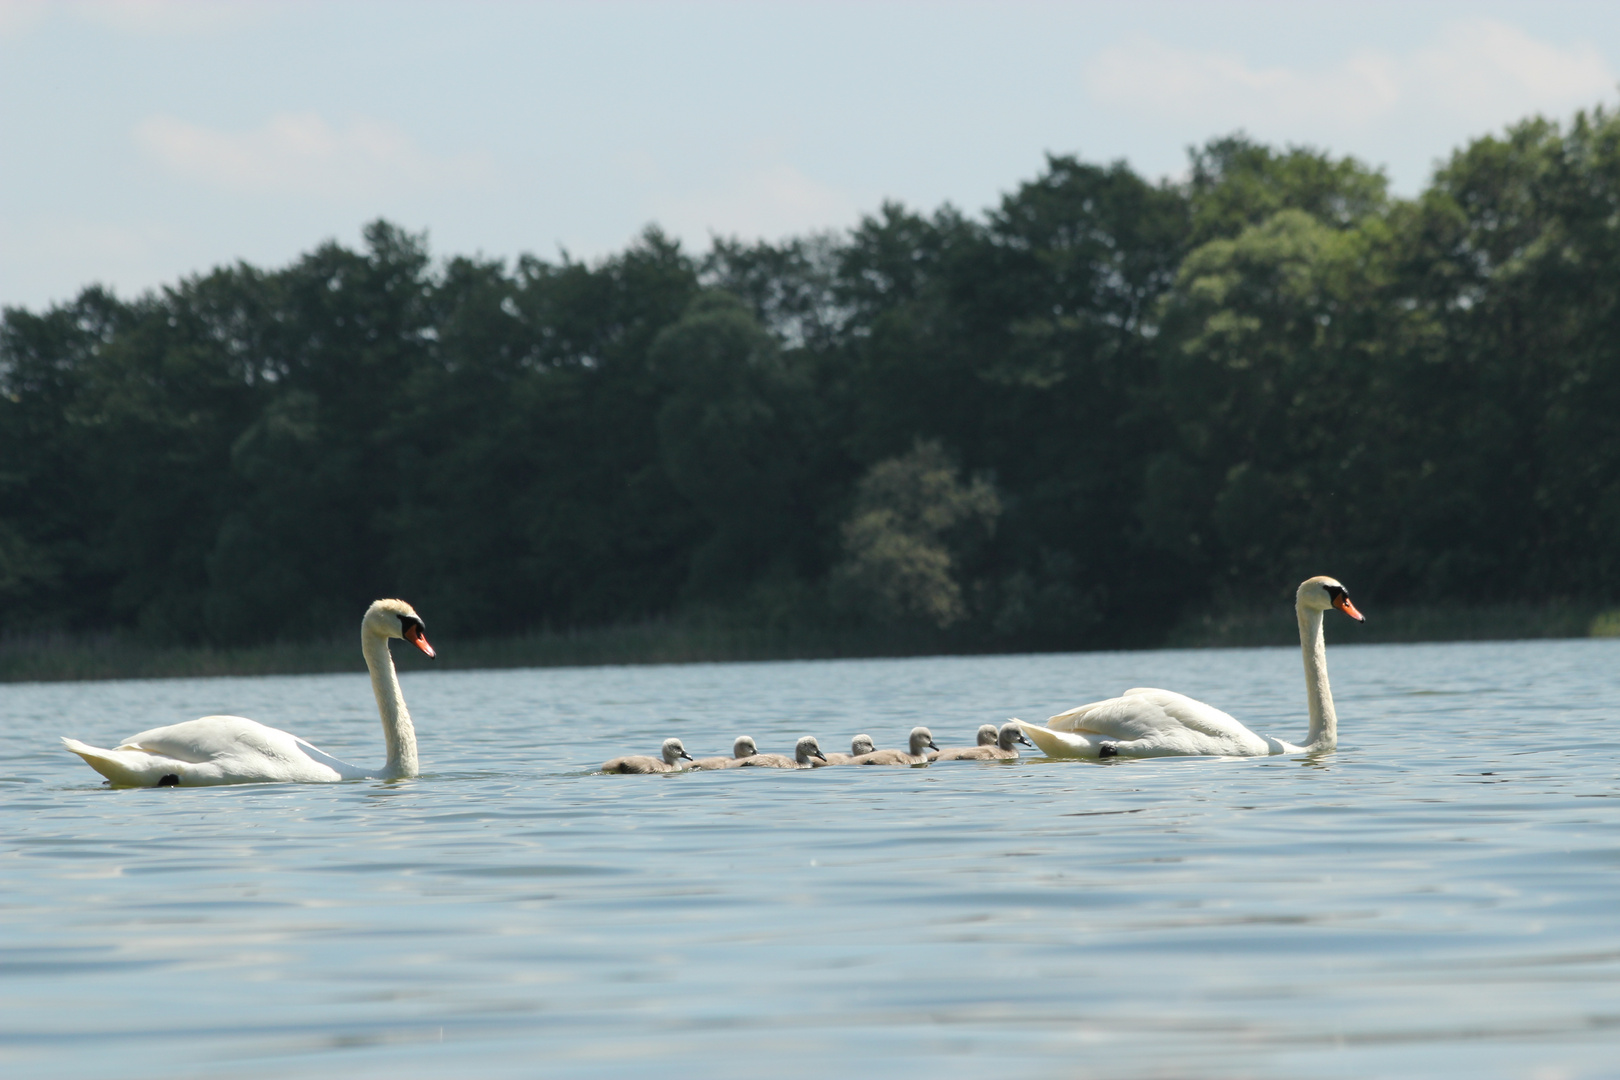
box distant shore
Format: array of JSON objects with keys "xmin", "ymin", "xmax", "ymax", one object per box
[
  {"xmin": 3, "ymin": 602, "xmax": 1614, "ymax": 683},
  {"xmin": 0, "ymin": 621, "xmax": 953, "ymax": 683},
  {"xmin": 1163, "ymin": 600, "xmax": 1613, "ymax": 650}
]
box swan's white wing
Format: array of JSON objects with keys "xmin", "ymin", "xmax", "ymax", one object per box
[
  {"xmin": 116, "ymin": 716, "xmax": 266, "ymax": 762},
  {"xmin": 1046, "ymin": 689, "xmax": 1237, "ymax": 739},
  {"xmin": 1044, "ymin": 689, "xmax": 1271, "ymax": 756}
]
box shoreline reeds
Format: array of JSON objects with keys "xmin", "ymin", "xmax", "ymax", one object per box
[
  {"xmin": 0, "ymin": 620, "xmax": 952, "ymax": 684},
  {"xmin": 4, "ymin": 601, "xmax": 1618, "ymax": 684}
]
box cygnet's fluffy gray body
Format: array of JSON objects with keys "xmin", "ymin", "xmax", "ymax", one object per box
[
  {"xmin": 926, "ymin": 724, "xmax": 998, "ymax": 761},
  {"xmin": 813, "ymin": 733, "xmax": 876, "ymax": 767},
  {"xmin": 740, "ymin": 735, "xmax": 827, "ymax": 769},
  {"xmin": 602, "ymin": 738, "xmax": 693, "ymax": 774},
  {"xmin": 691, "ymin": 736, "xmax": 758, "ymax": 770},
  {"xmin": 851, "ymin": 727, "xmax": 939, "ymax": 766},
  {"xmin": 930, "ymin": 722, "xmax": 1032, "ymax": 761}
]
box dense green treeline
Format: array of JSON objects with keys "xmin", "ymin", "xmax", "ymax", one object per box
[{"xmin": 5, "ymin": 107, "xmax": 1620, "ymax": 652}]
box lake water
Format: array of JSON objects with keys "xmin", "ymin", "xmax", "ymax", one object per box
[{"xmin": 4, "ymin": 637, "xmax": 1620, "ymax": 1078}]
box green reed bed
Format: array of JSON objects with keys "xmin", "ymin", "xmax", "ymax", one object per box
[
  {"xmin": 0, "ymin": 620, "xmax": 954, "ymax": 684},
  {"xmin": 7, "ymin": 603, "xmax": 1619, "ymax": 683},
  {"xmin": 1167, "ymin": 600, "xmax": 1612, "ymax": 649}
]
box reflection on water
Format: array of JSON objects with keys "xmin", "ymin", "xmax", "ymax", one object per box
[{"xmin": 5, "ymin": 639, "xmax": 1620, "ymax": 1078}]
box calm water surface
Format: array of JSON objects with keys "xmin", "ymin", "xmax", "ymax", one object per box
[{"xmin": 5, "ymin": 639, "xmax": 1620, "ymax": 1078}]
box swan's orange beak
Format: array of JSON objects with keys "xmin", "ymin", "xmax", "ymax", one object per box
[
  {"xmin": 405, "ymin": 623, "xmax": 436, "ymax": 657},
  {"xmin": 1333, "ymin": 595, "xmax": 1366, "ymax": 622}
]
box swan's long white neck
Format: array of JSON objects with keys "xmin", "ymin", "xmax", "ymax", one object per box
[
  {"xmin": 363, "ymin": 630, "xmax": 418, "ymax": 778},
  {"xmin": 1297, "ymin": 602, "xmax": 1336, "ymax": 751}
]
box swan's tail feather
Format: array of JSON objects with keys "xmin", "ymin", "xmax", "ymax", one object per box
[
  {"xmin": 1013, "ymin": 721, "xmax": 1103, "ymax": 760},
  {"xmin": 61, "ymin": 737, "xmax": 178, "ymax": 787}
]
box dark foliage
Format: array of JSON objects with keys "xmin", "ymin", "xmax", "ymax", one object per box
[{"xmin": 6, "ymin": 110, "xmax": 1620, "ymax": 649}]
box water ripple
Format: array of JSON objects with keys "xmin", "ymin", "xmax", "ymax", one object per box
[{"xmin": 6, "ymin": 640, "xmax": 1620, "ymax": 1077}]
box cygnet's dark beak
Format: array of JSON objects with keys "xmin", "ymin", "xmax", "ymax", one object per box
[
  {"xmin": 1016, "ymin": 733, "xmax": 1033, "ymax": 746},
  {"xmin": 679, "ymin": 750, "xmax": 694, "ymax": 760},
  {"xmin": 813, "ymin": 749, "xmax": 827, "ymax": 761}
]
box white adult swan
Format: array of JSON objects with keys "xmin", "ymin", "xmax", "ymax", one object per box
[
  {"xmin": 61, "ymin": 599, "xmax": 436, "ymax": 786},
  {"xmin": 1017, "ymin": 577, "xmax": 1365, "ymax": 758}
]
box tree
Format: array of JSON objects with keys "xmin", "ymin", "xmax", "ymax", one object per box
[
  {"xmin": 651, "ymin": 291, "xmax": 814, "ymax": 596},
  {"xmin": 832, "ymin": 440, "xmax": 1000, "ymax": 628}
]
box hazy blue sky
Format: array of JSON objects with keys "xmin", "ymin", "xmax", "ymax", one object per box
[{"xmin": 3, "ymin": 1, "xmax": 1618, "ymax": 310}]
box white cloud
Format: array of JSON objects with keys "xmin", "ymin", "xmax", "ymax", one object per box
[
  {"xmin": 0, "ymin": 0, "xmax": 275, "ymax": 39},
  {"xmin": 0, "ymin": 0, "xmax": 48, "ymax": 38},
  {"xmin": 650, "ymin": 162, "xmax": 862, "ymax": 245},
  {"xmin": 1086, "ymin": 38, "xmax": 1399, "ymax": 130},
  {"xmin": 1411, "ymin": 19, "xmax": 1614, "ymax": 125},
  {"xmin": 133, "ymin": 112, "xmax": 496, "ymax": 200},
  {"xmin": 76, "ymin": 0, "xmax": 275, "ymax": 36},
  {"xmin": 1085, "ymin": 18, "xmax": 1613, "ymax": 135},
  {"xmin": 0, "ymin": 214, "xmax": 178, "ymax": 306}
]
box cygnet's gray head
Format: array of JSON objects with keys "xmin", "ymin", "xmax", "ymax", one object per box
[
  {"xmin": 661, "ymin": 738, "xmax": 694, "ymax": 765},
  {"xmin": 795, "ymin": 736, "xmax": 828, "ymax": 763},
  {"xmin": 732, "ymin": 736, "xmax": 758, "ymax": 759},
  {"xmin": 850, "ymin": 734, "xmax": 875, "ymax": 756},
  {"xmin": 975, "ymin": 724, "xmax": 998, "ymax": 746},
  {"xmin": 999, "ymin": 721, "xmax": 1033, "ymax": 750},
  {"xmin": 908, "ymin": 726, "xmax": 939, "ymax": 755}
]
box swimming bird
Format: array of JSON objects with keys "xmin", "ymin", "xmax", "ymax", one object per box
[
  {"xmin": 851, "ymin": 726, "xmax": 938, "ymax": 766},
  {"xmin": 812, "ymin": 733, "xmax": 876, "ymax": 767},
  {"xmin": 1017, "ymin": 576, "xmax": 1365, "ymax": 759},
  {"xmin": 691, "ymin": 736, "xmax": 758, "ymax": 770},
  {"xmin": 930, "ymin": 722, "xmax": 1033, "ymax": 761},
  {"xmin": 926, "ymin": 724, "xmax": 999, "ymax": 761},
  {"xmin": 740, "ymin": 735, "xmax": 827, "ymax": 769},
  {"xmin": 602, "ymin": 738, "xmax": 694, "ymax": 774},
  {"xmin": 61, "ymin": 599, "xmax": 436, "ymax": 787}
]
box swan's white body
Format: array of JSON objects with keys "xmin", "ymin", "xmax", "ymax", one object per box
[
  {"xmin": 1017, "ymin": 689, "xmax": 1287, "ymax": 757},
  {"xmin": 61, "ymin": 600, "xmax": 434, "ymax": 787},
  {"xmin": 1018, "ymin": 577, "xmax": 1364, "ymax": 759}
]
